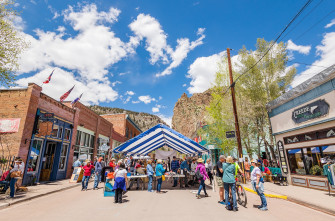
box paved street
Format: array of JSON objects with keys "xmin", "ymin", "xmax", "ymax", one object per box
[{"xmin": 0, "ymin": 182, "xmax": 333, "ymax": 221}]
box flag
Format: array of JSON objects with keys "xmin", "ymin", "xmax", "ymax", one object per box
[
  {"xmin": 43, "ymin": 69, "xmax": 54, "ymax": 84},
  {"xmin": 71, "ymin": 93, "xmax": 83, "ymax": 107},
  {"xmin": 60, "ymin": 85, "xmax": 75, "ymax": 103}
]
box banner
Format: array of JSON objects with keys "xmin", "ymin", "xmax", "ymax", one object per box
[
  {"xmin": 0, "ymin": 118, "xmax": 20, "ymax": 133},
  {"xmin": 155, "ymin": 149, "xmax": 176, "ymax": 160}
]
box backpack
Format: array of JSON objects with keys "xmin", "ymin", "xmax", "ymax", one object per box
[{"xmin": 195, "ymin": 170, "xmax": 204, "ymax": 180}]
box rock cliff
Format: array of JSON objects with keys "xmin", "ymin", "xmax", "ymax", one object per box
[
  {"xmin": 172, "ymin": 90, "xmax": 212, "ymax": 138},
  {"xmin": 89, "ymin": 105, "xmax": 167, "ymax": 131}
]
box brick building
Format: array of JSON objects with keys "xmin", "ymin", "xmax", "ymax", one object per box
[{"xmin": 101, "ymin": 113, "xmax": 142, "ymax": 141}]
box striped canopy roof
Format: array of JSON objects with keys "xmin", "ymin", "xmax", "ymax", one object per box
[{"xmin": 113, "ymin": 124, "xmax": 208, "ymax": 155}]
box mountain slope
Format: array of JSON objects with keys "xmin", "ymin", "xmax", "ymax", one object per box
[{"xmin": 89, "ymin": 105, "xmax": 167, "ymax": 131}]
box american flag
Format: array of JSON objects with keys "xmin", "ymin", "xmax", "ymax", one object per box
[
  {"xmin": 71, "ymin": 93, "xmax": 83, "ymax": 107},
  {"xmin": 60, "ymin": 85, "xmax": 75, "ymax": 103},
  {"xmin": 43, "ymin": 69, "xmax": 54, "ymax": 84}
]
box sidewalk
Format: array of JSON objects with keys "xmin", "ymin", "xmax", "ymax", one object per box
[
  {"xmin": 0, "ymin": 179, "xmax": 82, "ymax": 209},
  {"xmin": 244, "ymin": 182, "xmax": 335, "ymax": 216}
]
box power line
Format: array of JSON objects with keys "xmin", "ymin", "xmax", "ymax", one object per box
[
  {"xmin": 214, "ymin": 0, "xmax": 313, "ymax": 107},
  {"xmin": 279, "ymin": 0, "xmax": 323, "ymax": 42}
]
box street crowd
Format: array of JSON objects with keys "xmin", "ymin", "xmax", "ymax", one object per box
[{"xmin": 73, "ymin": 155, "xmax": 268, "ymax": 211}]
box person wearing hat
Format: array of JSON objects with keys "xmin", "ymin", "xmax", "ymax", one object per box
[
  {"xmin": 81, "ymin": 160, "xmax": 94, "ymax": 191},
  {"xmin": 195, "ymin": 158, "xmax": 209, "ymax": 199},
  {"xmin": 9, "ymin": 159, "xmax": 24, "ymax": 198},
  {"xmin": 93, "ymin": 157, "xmax": 103, "ymax": 190},
  {"xmin": 222, "ymin": 156, "xmax": 238, "ymax": 211},
  {"xmin": 251, "ymin": 159, "xmax": 268, "ymax": 211},
  {"xmin": 155, "ymin": 159, "xmax": 165, "ymax": 193}
]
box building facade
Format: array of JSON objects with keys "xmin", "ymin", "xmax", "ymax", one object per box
[{"xmin": 267, "ymin": 65, "xmax": 335, "ymax": 192}]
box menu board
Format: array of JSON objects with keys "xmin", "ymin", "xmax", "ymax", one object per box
[{"xmin": 70, "ymin": 167, "xmax": 83, "ymax": 183}]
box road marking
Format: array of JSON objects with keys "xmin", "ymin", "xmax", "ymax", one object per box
[{"xmin": 244, "ymin": 187, "xmax": 288, "ymax": 200}]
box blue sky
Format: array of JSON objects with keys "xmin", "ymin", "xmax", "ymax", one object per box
[{"xmin": 12, "ymin": 0, "xmax": 335, "ymax": 125}]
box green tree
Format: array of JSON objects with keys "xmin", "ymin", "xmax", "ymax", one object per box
[{"xmin": 0, "ymin": 0, "xmax": 27, "ymax": 87}]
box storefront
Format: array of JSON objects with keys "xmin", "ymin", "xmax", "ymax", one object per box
[
  {"xmin": 24, "ymin": 110, "xmax": 73, "ymax": 184},
  {"xmin": 97, "ymin": 134, "xmax": 110, "ymax": 160},
  {"xmin": 73, "ymin": 126, "xmax": 95, "ymax": 161},
  {"xmin": 267, "ymin": 65, "xmax": 335, "ymax": 192}
]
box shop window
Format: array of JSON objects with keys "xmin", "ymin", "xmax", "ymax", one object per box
[
  {"xmin": 90, "ymin": 135, "xmax": 95, "ymax": 148},
  {"xmin": 64, "ymin": 128, "xmax": 71, "ymax": 140},
  {"xmin": 76, "ymin": 131, "xmax": 81, "ymax": 145},
  {"xmin": 322, "ymin": 145, "xmax": 335, "ymax": 162},
  {"xmin": 302, "ymin": 147, "xmax": 322, "ymax": 175},
  {"xmin": 85, "ymin": 133, "xmax": 90, "ymax": 147},
  {"xmin": 27, "ymin": 139, "xmax": 43, "ymax": 172},
  {"xmin": 59, "ymin": 144, "xmax": 69, "ymax": 170},
  {"xmin": 126, "ymin": 127, "xmax": 129, "ymax": 138},
  {"xmin": 58, "ymin": 127, "xmax": 63, "ymax": 139},
  {"xmin": 287, "ymin": 149, "xmax": 306, "ymax": 175},
  {"xmin": 51, "ymin": 124, "xmax": 59, "ymax": 137}
]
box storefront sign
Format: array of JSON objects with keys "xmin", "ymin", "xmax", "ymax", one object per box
[
  {"xmin": 0, "ymin": 118, "xmax": 20, "ymax": 133},
  {"xmin": 226, "ymin": 131, "xmax": 236, "ymax": 138},
  {"xmin": 277, "ymin": 141, "xmax": 288, "ymax": 174},
  {"xmin": 40, "ymin": 113, "xmax": 54, "ymax": 121},
  {"xmin": 292, "ymin": 99, "xmax": 329, "ymax": 124}
]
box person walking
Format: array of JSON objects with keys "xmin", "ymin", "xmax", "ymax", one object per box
[
  {"xmin": 205, "ymin": 158, "xmax": 213, "ymax": 185},
  {"xmin": 222, "ymin": 156, "xmax": 238, "ymax": 211},
  {"xmin": 81, "ymin": 161, "xmax": 94, "ymax": 191},
  {"xmin": 171, "ymin": 156, "xmax": 180, "ymax": 187},
  {"xmin": 195, "ymin": 158, "xmax": 209, "ymax": 199},
  {"xmin": 216, "ymin": 155, "xmax": 225, "ymax": 204},
  {"xmin": 113, "ymin": 163, "xmax": 128, "ymax": 203},
  {"xmin": 155, "ymin": 159, "xmax": 165, "ymax": 193},
  {"xmin": 93, "ymin": 157, "xmax": 103, "ymax": 190},
  {"xmin": 146, "ymin": 160, "xmax": 154, "ymax": 192},
  {"xmin": 251, "ymin": 159, "xmax": 268, "ymax": 211},
  {"xmin": 244, "ymin": 157, "xmax": 251, "ymax": 182}
]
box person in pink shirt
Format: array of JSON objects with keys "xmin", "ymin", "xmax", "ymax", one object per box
[
  {"xmin": 81, "ymin": 161, "xmax": 95, "ymax": 191},
  {"xmin": 195, "ymin": 158, "xmax": 209, "ymax": 199}
]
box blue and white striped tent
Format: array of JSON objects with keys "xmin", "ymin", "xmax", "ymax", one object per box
[{"xmin": 113, "ymin": 124, "xmax": 208, "ymax": 155}]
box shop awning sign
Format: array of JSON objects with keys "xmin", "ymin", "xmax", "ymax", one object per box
[
  {"xmin": 40, "ymin": 113, "xmax": 54, "ymax": 121},
  {"xmin": 0, "ymin": 118, "xmax": 20, "ymax": 133},
  {"xmin": 292, "ymin": 99, "xmax": 329, "ymax": 124}
]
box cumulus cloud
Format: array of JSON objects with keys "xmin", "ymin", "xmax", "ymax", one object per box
[
  {"xmin": 325, "ymin": 19, "xmax": 335, "ymax": 29},
  {"xmin": 157, "ymin": 28, "xmax": 205, "ymax": 77},
  {"xmin": 18, "ymin": 4, "xmax": 131, "ymax": 82},
  {"xmin": 16, "ymin": 68, "xmax": 118, "ymax": 105},
  {"xmin": 125, "ymin": 91, "xmax": 135, "ymax": 96},
  {"xmin": 287, "ymin": 40, "xmax": 311, "ymax": 55},
  {"xmin": 129, "ymin": 14, "xmax": 205, "ymax": 77},
  {"xmin": 138, "ymin": 95, "xmax": 156, "ymax": 104},
  {"xmin": 187, "ymin": 51, "xmax": 226, "ymax": 94},
  {"xmin": 291, "ymin": 31, "xmax": 335, "ymax": 87},
  {"xmin": 152, "ymin": 107, "xmax": 159, "ymax": 113}
]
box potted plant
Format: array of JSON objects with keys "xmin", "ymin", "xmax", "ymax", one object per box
[{"xmin": 309, "ymin": 165, "xmax": 322, "ymax": 175}]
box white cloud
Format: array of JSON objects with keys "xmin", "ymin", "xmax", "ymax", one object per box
[
  {"xmin": 182, "ymin": 84, "xmax": 187, "ymax": 87},
  {"xmin": 111, "ymin": 81, "xmax": 121, "ymax": 87},
  {"xmin": 152, "ymin": 107, "xmax": 159, "ymax": 113},
  {"xmin": 157, "ymin": 28, "xmax": 205, "ymax": 77},
  {"xmin": 132, "ymin": 100, "xmax": 140, "ymax": 104},
  {"xmin": 187, "ymin": 51, "xmax": 226, "ymax": 94},
  {"xmin": 18, "ymin": 4, "xmax": 132, "ymax": 82},
  {"xmin": 291, "ymin": 31, "xmax": 335, "ymax": 87},
  {"xmin": 30, "ymin": 0, "xmax": 37, "ymax": 5},
  {"xmin": 138, "ymin": 95, "xmax": 156, "ymax": 104},
  {"xmin": 15, "ymin": 68, "xmax": 118, "ymax": 105},
  {"xmin": 325, "ymin": 19, "xmax": 335, "ymax": 29},
  {"xmin": 125, "ymin": 91, "xmax": 135, "ymax": 96},
  {"xmin": 119, "ymin": 71, "xmax": 130, "ymax": 76},
  {"xmin": 156, "ymin": 114, "xmax": 172, "ymax": 127},
  {"xmin": 14, "ymin": 3, "xmax": 20, "ymax": 7},
  {"xmin": 287, "ymin": 40, "xmax": 311, "ymax": 55},
  {"xmin": 129, "ymin": 14, "xmax": 205, "ymax": 77}
]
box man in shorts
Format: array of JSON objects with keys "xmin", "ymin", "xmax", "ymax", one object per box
[{"xmin": 216, "ymin": 155, "xmax": 225, "ymax": 204}]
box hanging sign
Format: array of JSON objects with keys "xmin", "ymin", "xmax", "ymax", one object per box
[
  {"xmin": 0, "ymin": 118, "xmax": 20, "ymax": 133},
  {"xmin": 226, "ymin": 131, "xmax": 236, "ymax": 138},
  {"xmin": 292, "ymin": 99, "xmax": 329, "ymax": 124}
]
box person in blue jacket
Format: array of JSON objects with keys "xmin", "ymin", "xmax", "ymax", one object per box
[
  {"xmin": 146, "ymin": 160, "xmax": 154, "ymax": 192},
  {"xmin": 155, "ymin": 159, "xmax": 165, "ymax": 193}
]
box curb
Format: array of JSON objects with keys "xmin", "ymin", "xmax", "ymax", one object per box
[
  {"xmin": 0, "ymin": 182, "xmax": 82, "ymax": 210},
  {"xmin": 244, "ymin": 187, "xmax": 288, "ymax": 199}
]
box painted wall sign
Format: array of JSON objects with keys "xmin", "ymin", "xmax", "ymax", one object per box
[
  {"xmin": 292, "ymin": 99, "xmax": 329, "ymax": 124},
  {"xmin": 226, "ymin": 131, "xmax": 236, "ymax": 138},
  {"xmin": 0, "ymin": 118, "xmax": 20, "ymax": 133}
]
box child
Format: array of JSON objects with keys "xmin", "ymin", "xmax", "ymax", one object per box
[{"xmin": 113, "ymin": 162, "xmax": 128, "ymax": 203}]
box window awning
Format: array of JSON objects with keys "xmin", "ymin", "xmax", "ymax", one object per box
[{"xmin": 113, "ymin": 124, "xmax": 208, "ymax": 155}]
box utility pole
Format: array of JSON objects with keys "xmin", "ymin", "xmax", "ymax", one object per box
[{"xmin": 227, "ymin": 48, "xmax": 245, "ymax": 183}]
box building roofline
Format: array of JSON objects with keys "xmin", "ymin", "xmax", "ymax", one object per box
[
  {"xmin": 267, "ymin": 64, "xmax": 335, "ymax": 112},
  {"xmin": 126, "ymin": 115, "xmax": 142, "ymax": 133}
]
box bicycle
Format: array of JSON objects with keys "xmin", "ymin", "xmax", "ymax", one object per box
[{"xmin": 235, "ymin": 175, "xmax": 247, "ymax": 207}]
